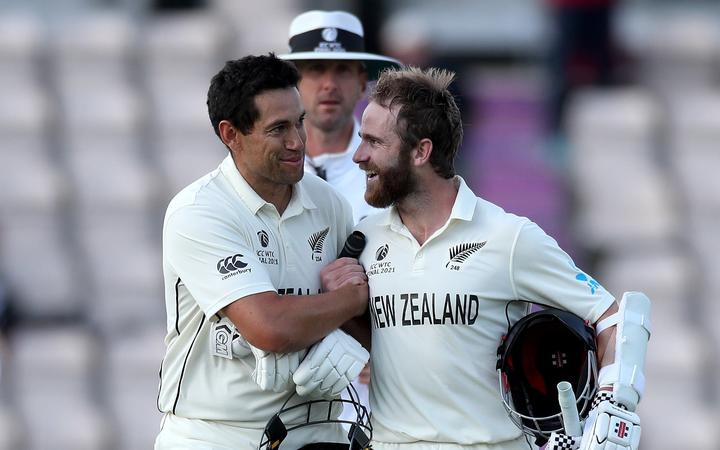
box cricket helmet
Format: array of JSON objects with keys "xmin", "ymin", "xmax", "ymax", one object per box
[
  {"xmin": 496, "ymin": 307, "xmax": 598, "ymax": 444},
  {"xmin": 259, "ymin": 384, "xmax": 372, "ymax": 450}
]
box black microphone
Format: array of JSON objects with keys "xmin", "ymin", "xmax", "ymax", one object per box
[{"xmin": 338, "ymin": 231, "xmax": 366, "ymax": 258}]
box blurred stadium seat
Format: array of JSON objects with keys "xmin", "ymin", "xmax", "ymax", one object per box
[
  {"xmin": 63, "ymin": 89, "xmax": 159, "ymax": 214},
  {"xmin": 10, "ymin": 325, "xmax": 114, "ymax": 450},
  {"xmin": 0, "ymin": 12, "xmax": 45, "ymax": 88},
  {"xmin": 0, "ymin": 82, "xmax": 64, "ymax": 215},
  {"xmin": 141, "ymin": 10, "xmax": 229, "ymax": 91},
  {"xmin": 0, "ymin": 217, "xmax": 83, "ymax": 320},
  {"xmin": 566, "ymin": 87, "xmax": 680, "ymax": 251},
  {"xmin": 49, "ymin": 12, "xmax": 137, "ymax": 95},
  {"xmin": 669, "ymin": 92, "xmax": 720, "ymax": 216},
  {"xmin": 623, "ymin": 7, "xmax": 720, "ymax": 98},
  {"xmin": 0, "ymin": 404, "xmax": 23, "ymax": 450},
  {"xmin": 0, "ymin": 1, "xmax": 718, "ymax": 449},
  {"xmin": 152, "ymin": 125, "xmax": 228, "ymax": 196},
  {"xmin": 104, "ymin": 324, "xmax": 165, "ymax": 450},
  {"xmin": 75, "ymin": 214, "xmax": 163, "ymax": 331},
  {"xmin": 140, "ymin": 11, "xmax": 231, "ymax": 198}
]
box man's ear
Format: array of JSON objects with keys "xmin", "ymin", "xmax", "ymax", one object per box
[
  {"xmin": 412, "ymin": 138, "xmax": 433, "ymax": 167},
  {"xmin": 218, "ymin": 120, "xmax": 240, "ymax": 148}
]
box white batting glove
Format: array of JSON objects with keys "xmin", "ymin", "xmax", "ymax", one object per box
[
  {"xmin": 292, "ymin": 329, "xmax": 369, "ymax": 398},
  {"xmin": 231, "ymin": 334, "xmax": 252, "ymax": 358},
  {"xmin": 250, "ymin": 346, "xmax": 304, "ymax": 392},
  {"xmin": 231, "ymin": 334, "xmax": 303, "ymax": 392},
  {"xmin": 578, "ymin": 391, "xmax": 641, "ymax": 450}
]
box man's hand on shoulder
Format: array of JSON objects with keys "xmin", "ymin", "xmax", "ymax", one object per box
[
  {"xmin": 321, "ymin": 258, "xmax": 367, "ymax": 291},
  {"xmin": 321, "ymin": 258, "xmax": 368, "ymax": 318}
]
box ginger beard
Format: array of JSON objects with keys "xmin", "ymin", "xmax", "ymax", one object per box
[{"xmin": 364, "ymin": 145, "xmax": 417, "ymax": 208}]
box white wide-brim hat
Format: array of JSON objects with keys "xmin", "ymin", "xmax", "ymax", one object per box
[{"xmin": 278, "ymin": 10, "xmax": 402, "ymax": 80}]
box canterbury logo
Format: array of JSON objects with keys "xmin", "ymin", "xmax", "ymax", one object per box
[
  {"xmin": 217, "ymin": 254, "xmax": 248, "ymax": 274},
  {"xmin": 257, "ymin": 230, "xmax": 269, "ymax": 248},
  {"xmin": 446, "ymin": 242, "xmax": 486, "ymax": 268},
  {"xmin": 308, "ymin": 227, "xmax": 330, "ymax": 261},
  {"xmin": 375, "ymin": 244, "xmax": 389, "ymax": 261}
]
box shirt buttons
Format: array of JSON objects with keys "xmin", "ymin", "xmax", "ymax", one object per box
[{"xmin": 412, "ymin": 251, "xmax": 425, "ymax": 272}]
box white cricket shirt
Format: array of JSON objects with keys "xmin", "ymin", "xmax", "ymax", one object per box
[
  {"xmin": 355, "ymin": 177, "xmax": 615, "ymax": 446},
  {"xmin": 304, "ymin": 120, "xmax": 382, "ymax": 223},
  {"xmin": 157, "ymin": 155, "xmax": 354, "ymax": 444}
]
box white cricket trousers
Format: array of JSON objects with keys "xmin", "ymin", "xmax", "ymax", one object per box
[
  {"xmin": 371, "ymin": 436, "xmax": 533, "ymax": 450},
  {"xmin": 155, "ymin": 413, "xmax": 347, "ymax": 450}
]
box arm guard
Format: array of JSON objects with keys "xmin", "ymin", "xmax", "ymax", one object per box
[{"xmin": 595, "ymin": 291, "xmax": 652, "ymax": 411}]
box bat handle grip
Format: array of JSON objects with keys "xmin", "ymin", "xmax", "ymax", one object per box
[{"xmin": 557, "ymin": 381, "xmax": 582, "ymax": 436}]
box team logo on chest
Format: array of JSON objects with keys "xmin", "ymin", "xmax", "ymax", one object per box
[
  {"xmin": 367, "ymin": 243, "xmax": 395, "ymax": 276},
  {"xmin": 446, "ymin": 241, "xmax": 486, "ymax": 270},
  {"xmin": 308, "ymin": 227, "xmax": 330, "ymax": 262},
  {"xmin": 256, "ymin": 229, "xmax": 278, "ymax": 265},
  {"xmin": 257, "ymin": 230, "xmax": 269, "ymax": 247},
  {"xmin": 375, "ymin": 244, "xmax": 389, "ymax": 261}
]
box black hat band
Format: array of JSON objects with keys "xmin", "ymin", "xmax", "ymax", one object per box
[{"xmin": 289, "ymin": 28, "xmax": 365, "ymax": 54}]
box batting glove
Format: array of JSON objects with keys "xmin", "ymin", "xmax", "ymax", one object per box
[
  {"xmin": 578, "ymin": 390, "xmax": 641, "ymax": 450},
  {"xmin": 292, "ymin": 329, "xmax": 369, "ymax": 398},
  {"xmin": 545, "ymin": 389, "xmax": 641, "ymax": 450},
  {"xmin": 546, "ymin": 432, "xmax": 581, "ymax": 450},
  {"xmin": 231, "ymin": 334, "xmax": 252, "ymax": 358},
  {"xmin": 232, "ymin": 334, "xmax": 303, "ymax": 392}
]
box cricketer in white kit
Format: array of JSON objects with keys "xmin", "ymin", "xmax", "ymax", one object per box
[{"xmin": 355, "ymin": 178, "xmax": 614, "ymax": 449}]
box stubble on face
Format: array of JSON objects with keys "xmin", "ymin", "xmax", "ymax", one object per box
[
  {"xmin": 365, "ymin": 146, "xmax": 416, "ymax": 208},
  {"xmin": 358, "ymin": 101, "xmax": 417, "ymax": 208}
]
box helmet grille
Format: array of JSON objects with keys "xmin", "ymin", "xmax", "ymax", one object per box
[{"xmin": 499, "ymin": 307, "xmax": 598, "ymax": 440}]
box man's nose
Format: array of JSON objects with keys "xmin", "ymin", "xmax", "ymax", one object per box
[
  {"xmin": 352, "ymin": 143, "xmax": 367, "ymax": 164},
  {"xmin": 286, "ymin": 127, "xmax": 305, "ymax": 150},
  {"xmin": 320, "ymin": 71, "xmax": 340, "ymax": 89}
]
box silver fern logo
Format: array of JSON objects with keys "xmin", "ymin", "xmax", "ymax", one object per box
[
  {"xmin": 446, "ymin": 242, "xmax": 486, "ymax": 269},
  {"xmin": 308, "ymin": 227, "xmax": 330, "ymax": 261}
]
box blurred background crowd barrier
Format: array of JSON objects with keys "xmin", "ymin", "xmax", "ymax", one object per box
[{"xmin": 0, "ymin": 0, "xmax": 718, "ymax": 448}]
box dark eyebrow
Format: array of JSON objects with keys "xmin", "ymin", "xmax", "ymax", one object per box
[
  {"xmin": 266, "ymin": 112, "xmax": 305, "ymax": 131},
  {"xmin": 265, "ymin": 119, "xmax": 290, "ymax": 131},
  {"xmin": 359, "ymin": 131, "xmax": 382, "ymax": 143}
]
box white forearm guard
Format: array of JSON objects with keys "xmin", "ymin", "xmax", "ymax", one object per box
[{"xmin": 595, "ymin": 292, "xmax": 651, "ymax": 411}]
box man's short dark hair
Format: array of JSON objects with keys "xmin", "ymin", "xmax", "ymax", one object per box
[
  {"xmin": 370, "ymin": 67, "xmax": 463, "ymax": 179},
  {"xmin": 207, "ymin": 53, "xmax": 301, "ymax": 138}
]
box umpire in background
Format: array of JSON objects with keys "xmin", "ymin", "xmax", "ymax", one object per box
[{"xmin": 279, "ymin": 10, "xmax": 401, "ymax": 223}]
